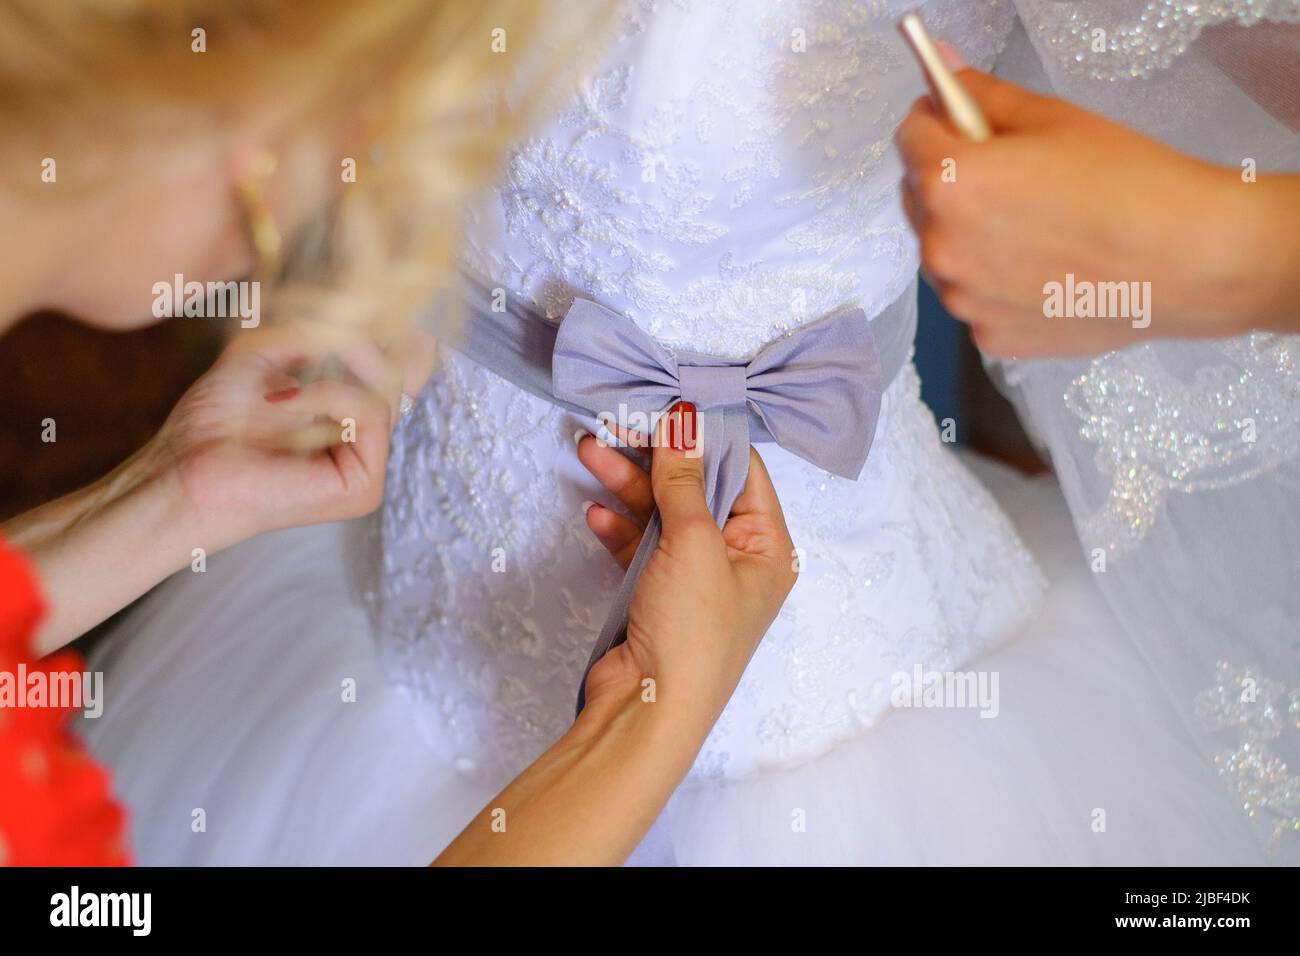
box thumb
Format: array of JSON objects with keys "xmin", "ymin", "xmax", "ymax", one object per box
[
  {"xmin": 956, "ymin": 69, "xmax": 1057, "ymax": 132},
  {"xmin": 650, "ymin": 401, "xmax": 713, "ymax": 538}
]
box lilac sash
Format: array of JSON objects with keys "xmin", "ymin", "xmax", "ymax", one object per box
[{"xmin": 445, "ymin": 273, "xmax": 917, "ymax": 711}]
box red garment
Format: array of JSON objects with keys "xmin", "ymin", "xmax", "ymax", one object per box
[{"xmin": 0, "ymin": 535, "xmax": 131, "ymax": 866}]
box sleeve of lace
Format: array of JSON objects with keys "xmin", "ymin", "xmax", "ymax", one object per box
[
  {"xmin": 989, "ymin": 0, "xmax": 1300, "ymax": 863},
  {"xmin": 1196, "ymin": 20, "xmax": 1300, "ymax": 132}
]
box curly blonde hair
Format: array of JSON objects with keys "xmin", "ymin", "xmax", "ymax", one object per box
[{"xmin": 0, "ymin": 0, "xmax": 609, "ymax": 344}]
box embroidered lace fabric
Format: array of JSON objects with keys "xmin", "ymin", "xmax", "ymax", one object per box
[
  {"xmin": 1015, "ymin": 0, "xmax": 1300, "ymax": 81},
  {"xmin": 368, "ymin": 0, "xmax": 1046, "ymax": 786},
  {"xmin": 999, "ymin": 1, "xmax": 1300, "ymax": 856}
]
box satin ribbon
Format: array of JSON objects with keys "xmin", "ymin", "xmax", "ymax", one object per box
[
  {"xmin": 551, "ymin": 297, "xmax": 895, "ymax": 711},
  {"xmin": 429, "ymin": 272, "xmax": 916, "ymax": 713}
]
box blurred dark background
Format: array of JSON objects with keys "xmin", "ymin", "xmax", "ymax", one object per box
[
  {"xmin": 913, "ymin": 280, "xmax": 1045, "ymax": 474},
  {"xmin": 0, "ymin": 315, "xmax": 224, "ymax": 521}
]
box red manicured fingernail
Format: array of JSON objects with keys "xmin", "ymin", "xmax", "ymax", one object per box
[
  {"xmin": 667, "ymin": 401, "xmax": 697, "ymax": 451},
  {"xmin": 263, "ymin": 387, "xmax": 300, "ymax": 403}
]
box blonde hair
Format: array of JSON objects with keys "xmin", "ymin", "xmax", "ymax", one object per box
[{"xmin": 0, "ymin": 0, "xmax": 610, "ymax": 345}]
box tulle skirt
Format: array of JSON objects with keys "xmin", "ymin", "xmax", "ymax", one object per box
[{"xmin": 76, "ymin": 453, "xmax": 1266, "ymax": 865}]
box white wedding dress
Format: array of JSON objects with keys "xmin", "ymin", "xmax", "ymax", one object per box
[{"xmin": 77, "ymin": 0, "xmax": 1277, "ymax": 865}]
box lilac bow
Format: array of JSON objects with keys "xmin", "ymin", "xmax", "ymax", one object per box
[{"xmin": 552, "ymin": 298, "xmax": 890, "ymax": 710}]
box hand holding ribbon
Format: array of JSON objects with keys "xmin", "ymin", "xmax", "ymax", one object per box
[{"xmin": 553, "ymin": 296, "xmax": 894, "ymax": 707}]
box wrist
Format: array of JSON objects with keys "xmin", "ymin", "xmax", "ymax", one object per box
[
  {"xmin": 584, "ymin": 641, "xmax": 740, "ymax": 748},
  {"xmin": 573, "ymin": 677, "xmax": 713, "ymax": 776},
  {"xmin": 20, "ymin": 442, "xmax": 201, "ymax": 655},
  {"xmin": 1211, "ymin": 168, "xmax": 1300, "ymax": 335},
  {"xmin": 136, "ymin": 432, "xmax": 258, "ymax": 556},
  {"xmin": 1259, "ymin": 175, "xmax": 1300, "ymax": 332},
  {"xmin": 120, "ymin": 439, "xmax": 206, "ymax": 555}
]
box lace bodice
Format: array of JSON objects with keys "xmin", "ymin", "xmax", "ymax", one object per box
[
  {"xmin": 463, "ymin": 0, "xmax": 1016, "ymax": 359},
  {"xmin": 369, "ymin": 0, "xmax": 1043, "ymax": 787}
]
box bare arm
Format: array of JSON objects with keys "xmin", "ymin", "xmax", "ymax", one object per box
[
  {"xmin": 2, "ymin": 445, "xmax": 192, "ymax": 655},
  {"xmin": 433, "ymin": 685, "xmax": 708, "ymax": 867},
  {"xmin": 5, "ymin": 329, "xmax": 403, "ymax": 655},
  {"xmin": 434, "ymin": 405, "xmax": 797, "ymax": 866}
]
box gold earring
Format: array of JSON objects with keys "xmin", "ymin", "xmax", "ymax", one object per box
[{"xmin": 235, "ymin": 150, "xmax": 282, "ymax": 274}]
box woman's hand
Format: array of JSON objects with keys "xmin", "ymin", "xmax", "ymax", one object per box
[
  {"xmin": 895, "ymin": 67, "xmax": 1300, "ymax": 358},
  {"xmin": 434, "ymin": 403, "xmax": 797, "ymax": 866},
  {"xmin": 578, "ymin": 403, "xmax": 798, "ymax": 733},
  {"xmin": 6, "ymin": 325, "xmax": 431, "ymax": 653},
  {"xmin": 149, "ymin": 327, "xmax": 406, "ymax": 553}
]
